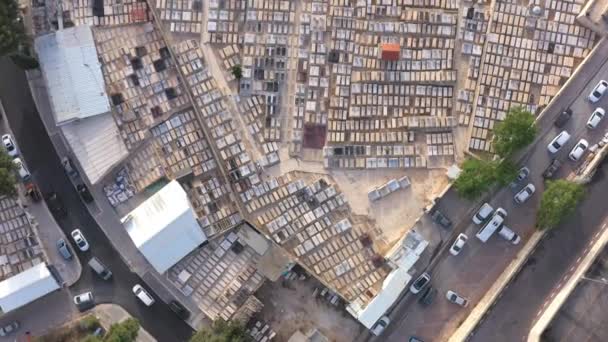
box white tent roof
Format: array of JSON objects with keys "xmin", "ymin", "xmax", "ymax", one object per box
[
  {"xmin": 0, "ymin": 263, "xmax": 60, "ymax": 313},
  {"xmin": 351, "ymin": 267, "xmax": 412, "ymax": 329},
  {"xmin": 122, "ymin": 180, "xmax": 207, "ymax": 274},
  {"xmin": 35, "ymin": 25, "xmax": 110, "ymax": 125},
  {"xmin": 61, "ymin": 113, "xmax": 128, "ymax": 184}
]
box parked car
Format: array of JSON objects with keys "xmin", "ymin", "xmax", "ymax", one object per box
[
  {"xmin": 88, "ymin": 257, "xmax": 112, "ymax": 280},
  {"xmin": 419, "ymin": 287, "xmax": 438, "ymax": 307},
  {"xmin": 554, "ymin": 108, "xmax": 572, "ymax": 128},
  {"xmin": 0, "ymin": 321, "xmax": 19, "ymax": 337},
  {"xmin": 543, "ymin": 159, "xmax": 562, "ymax": 179},
  {"xmin": 547, "ymin": 130, "xmax": 571, "ymax": 153},
  {"xmin": 446, "ymin": 290, "xmax": 469, "ymax": 307},
  {"xmin": 472, "ymin": 203, "xmax": 494, "ymax": 225},
  {"xmin": 509, "ymin": 167, "xmax": 530, "ymax": 188},
  {"xmin": 77, "ymin": 184, "xmax": 94, "ymax": 203},
  {"xmin": 431, "ymin": 210, "xmax": 452, "ymax": 229},
  {"xmin": 46, "ymin": 192, "xmax": 67, "ymax": 219},
  {"xmin": 25, "ymin": 183, "xmax": 42, "ymax": 202},
  {"xmin": 74, "ymin": 291, "xmax": 94, "ymax": 311},
  {"xmin": 449, "ymin": 234, "xmax": 468, "ymax": 256},
  {"xmin": 498, "ymin": 225, "xmax": 521, "ymax": 245},
  {"xmin": 410, "ymin": 273, "xmax": 431, "ymax": 294},
  {"xmin": 133, "ymin": 284, "xmax": 155, "ymax": 306},
  {"xmin": 370, "ymin": 316, "xmax": 390, "ymax": 336},
  {"xmin": 169, "ymin": 300, "xmax": 191, "ymax": 320},
  {"xmin": 71, "ymin": 229, "xmax": 89, "ymax": 252},
  {"xmin": 1, "ymin": 134, "xmax": 18, "ymax": 157},
  {"xmin": 569, "ymin": 139, "xmax": 589, "ymax": 161},
  {"xmin": 514, "ymin": 183, "xmax": 536, "ymax": 204},
  {"xmin": 409, "ymin": 337, "xmax": 425, "ymax": 342},
  {"xmin": 62, "ymin": 157, "xmax": 78, "ymax": 177},
  {"xmin": 587, "ymin": 108, "xmax": 605, "ymax": 129},
  {"xmin": 589, "ymin": 80, "xmax": 608, "ymax": 103},
  {"xmin": 12, "ymin": 158, "xmax": 31, "ymax": 181},
  {"xmin": 56, "ymin": 238, "xmax": 73, "ymax": 260}
]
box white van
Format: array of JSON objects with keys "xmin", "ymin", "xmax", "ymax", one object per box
[
  {"xmin": 133, "ymin": 284, "xmax": 155, "ymax": 306},
  {"xmin": 476, "ymin": 208, "xmax": 507, "ymax": 243}
]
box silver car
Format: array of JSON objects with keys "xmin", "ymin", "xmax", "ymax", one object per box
[
  {"xmin": 0, "ymin": 321, "xmax": 19, "ymax": 336},
  {"xmin": 514, "ymin": 183, "xmax": 535, "ymax": 204},
  {"xmin": 446, "ymin": 290, "xmax": 469, "ymax": 307}
]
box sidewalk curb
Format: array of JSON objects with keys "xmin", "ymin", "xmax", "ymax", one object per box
[
  {"xmin": 28, "ymin": 200, "xmax": 83, "ymax": 287},
  {"xmin": 527, "ymin": 222, "xmax": 608, "ymax": 342},
  {"xmin": 448, "ymin": 231, "xmax": 545, "ymax": 342}
]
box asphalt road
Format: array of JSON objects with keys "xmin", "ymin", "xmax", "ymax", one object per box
[
  {"xmin": 470, "ymin": 159, "xmax": 608, "ymax": 342},
  {"xmin": 546, "ymin": 248, "xmax": 608, "ymax": 341},
  {"xmin": 0, "ymin": 58, "xmax": 193, "ymax": 342},
  {"xmin": 469, "ymin": 43, "xmax": 608, "ymax": 342},
  {"xmin": 374, "ymin": 39, "xmax": 608, "ymax": 342}
]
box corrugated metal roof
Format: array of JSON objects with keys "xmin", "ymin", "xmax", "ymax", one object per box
[
  {"xmin": 122, "ymin": 181, "xmax": 208, "ymax": 274},
  {"xmin": 0, "ymin": 263, "xmax": 60, "ymax": 313},
  {"xmin": 61, "ymin": 113, "xmax": 128, "ymax": 184},
  {"xmin": 35, "ymin": 25, "xmax": 110, "ymax": 125}
]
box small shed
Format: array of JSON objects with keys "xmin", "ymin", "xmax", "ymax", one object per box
[{"xmin": 379, "ymin": 43, "xmax": 400, "ymax": 61}]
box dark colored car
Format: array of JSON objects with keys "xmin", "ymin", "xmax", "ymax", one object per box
[
  {"xmin": 431, "ymin": 210, "xmax": 452, "ymax": 229},
  {"xmin": 46, "ymin": 192, "xmax": 67, "ymax": 219},
  {"xmin": 77, "ymin": 184, "xmax": 94, "ymax": 203},
  {"xmin": 169, "ymin": 300, "xmax": 191, "ymax": 320},
  {"xmin": 542, "ymin": 159, "xmax": 562, "ymax": 179},
  {"xmin": 419, "ymin": 286, "xmax": 437, "ymax": 307},
  {"xmin": 554, "ymin": 108, "xmax": 572, "ymax": 128}
]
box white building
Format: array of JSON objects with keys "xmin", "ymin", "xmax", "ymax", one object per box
[
  {"xmin": 0, "ymin": 263, "xmax": 60, "ymax": 314},
  {"xmin": 122, "ymin": 180, "xmax": 208, "ymax": 274},
  {"xmin": 35, "ymin": 25, "xmax": 128, "ymax": 184},
  {"xmin": 346, "ymin": 230, "xmax": 428, "ymax": 329}
]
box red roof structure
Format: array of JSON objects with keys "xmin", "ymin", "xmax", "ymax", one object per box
[{"xmin": 380, "ymin": 43, "xmax": 400, "ymax": 61}]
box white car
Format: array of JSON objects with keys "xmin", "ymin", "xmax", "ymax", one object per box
[
  {"xmin": 449, "ymin": 234, "xmax": 468, "ymax": 256},
  {"xmin": 0, "ymin": 321, "xmax": 19, "ymax": 337},
  {"xmin": 73, "ymin": 291, "xmax": 94, "ymax": 306},
  {"xmin": 446, "ymin": 290, "xmax": 469, "ymax": 307},
  {"xmin": 370, "ymin": 316, "xmax": 390, "ymax": 336},
  {"xmin": 71, "ymin": 229, "xmax": 89, "ymax": 252},
  {"xmin": 587, "ymin": 108, "xmax": 605, "ymax": 129},
  {"xmin": 1, "ymin": 134, "xmax": 18, "ymax": 158},
  {"xmin": 133, "ymin": 284, "xmax": 155, "ymax": 306},
  {"xmin": 409, "ymin": 273, "xmax": 431, "ymax": 294},
  {"xmin": 589, "ymin": 80, "xmax": 608, "ymax": 103},
  {"xmin": 569, "ymin": 139, "xmax": 589, "ymax": 161},
  {"xmin": 547, "ymin": 130, "xmax": 571, "ymax": 153},
  {"xmin": 514, "ymin": 183, "xmax": 536, "ymax": 204},
  {"xmin": 12, "ymin": 158, "xmax": 31, "ymax": 181},
  {"xmin": 472, "ymin": 203, "xmax": 494, "ymax": 225}
]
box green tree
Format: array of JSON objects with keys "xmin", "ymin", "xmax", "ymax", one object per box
[
  {"xmin": 0, "ymin": 150, "xmax": 16, "ymax": 197},
  {"xmin": 0, "ymin": 0, "xmax": 25, "ymax": 55},
  {"xmin": 493, "ymin": 106, "xmax": 537, "ymax": 158},
  {"xmin": 537, "ymin": 180, "xmax": 585, "ymax": 230},
  {"xmin": 190, "ymin": 320, "xmax": 250, "ymax": 342},
  {"xmin": 231, "ymin": 65, "xmax": 243, "ymax": 80},
  {"xmin": 0, "ymin": 0, "xmax": 38, "ymax": 69},
  {"xmin": 453, "ymin": 158, "xmax": 496, "ymax": 200},
  {"xmin": 493, "ymin": 159, "xmax": 518, "ymax": 186},
  {"xmin": 104, "ymin": 318, "xmax": 140, "ymax": 342}
]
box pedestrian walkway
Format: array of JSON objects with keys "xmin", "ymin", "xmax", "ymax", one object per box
[{"xmin": 24, "ymin": 199, "xmax": 82, "ymax": 286}]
